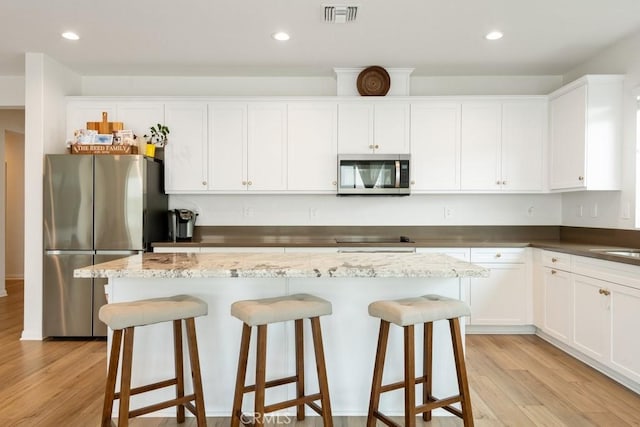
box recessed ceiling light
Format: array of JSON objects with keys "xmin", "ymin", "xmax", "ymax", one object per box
[
  {"xmin": 485, "ymin": 31, "xmax": 503, "ymax": 41},
  {"xmin": 272, "ymin": 32, "xmax": 290, "ymax": 41},
  {"xmin": 62, "ymin": 31, "xmax": 80, "ymax": 41}
]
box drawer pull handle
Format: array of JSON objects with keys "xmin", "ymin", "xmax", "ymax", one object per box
[
  {"xmin": 551, "ymin": 257, "xmax": 558, "ymax": 263},
  {"xmin": 599, "ymin": 289, "xmax": 611, "ymax": 296},
  {"xmin": 495, "ymin": 253, "xmax": 502, "ymax": 258},
  {"xmin": 551, "ymin": 270, "xmax": 557, "ymax": 275}
]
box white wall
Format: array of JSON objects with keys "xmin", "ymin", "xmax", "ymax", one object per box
[
  {"xmin": 0, "ymin": 76, "xmax": 26, "ymax": 107},
  {"xmin": 0, "ymin": 110, "xmax": 25, "ymax": 297},
  {"xmin": 23, "ymin": 53, "xmax": 81, "ymax": 340},
  {"xmin": 5, "ymin": 130, "xmax": 25, "ymax": 279},
  {"xmin": 81, "ymin": 74, "xmax": 562, "ymax": 97},
  {"xmin": 170, "ymin": 194, "xmax": 562, "ymax": 226},
  {"xmin": 561, "ymin": 29, "xmax": 640, "ymax": 229}
]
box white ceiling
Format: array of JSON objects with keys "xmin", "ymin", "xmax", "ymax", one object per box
[{"xmin": 2, "ymin": 0, "xmax": 640, "ymax": 77}]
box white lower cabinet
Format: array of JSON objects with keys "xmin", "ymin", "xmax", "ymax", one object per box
[
  {"xmin": 538, "ymin": 250, "xmax": 640, "ymax": 390},
  {"xmin": 572, "ymin": 274, "xmax": 610, "ymax": 362},
  {"xmin": 468, "ymin": 248, "xmax": 528, "ymax": 326},
  {"xmin": 609, "ymin": 282, "xmax": 640, "ymax": 383},
  {"xmin": 542, "ymin": 266, "xmax": 573, "ymax": 344}
]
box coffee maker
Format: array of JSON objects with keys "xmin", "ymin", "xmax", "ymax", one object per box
[{"xmin": 168, "ymin": 209, "xmax": 198, "ymax": 241}]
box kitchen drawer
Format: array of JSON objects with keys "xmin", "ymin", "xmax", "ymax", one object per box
[
  {"xmin": 542, "ymin": 250, "xmax": 571, "ymax": 271},
  {"xmin": 470, "ymin": 247, "xmax": 526, "ymax": 263}
]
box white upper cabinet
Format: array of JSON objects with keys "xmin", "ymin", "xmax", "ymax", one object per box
[
  {"xmin": 410, "ymin": 102, "xmax": 461, "ymax": 191},
  {"xmin": 116, "ymin": 103, "xmax": 165, "ymax": 140},
  {"xmin": 461, "ymin": 102, "xmax": 502, "ymax": 190},
  {"xmin": 247, "ymin": 103, "xmax": 287, "ymax": 191},
  {"xmin": 338, "ymin": 101, "xmax": 409, "ymax": 154},
  {"xmin": 461, "ymin": 99, "xmax": 546, "ymax": 192},
  {"xmin": 501, "ymin": 100, "xmax": 546, "ymax": 191},
  {"xmin": 287, "ymin": 102, "xmax": 338, "ymax": 192},
  {"xmin": 208, "ymin": 103, "xmax": 247, "ymax": 191},
  {"xmin": 549, "ymin": 75, "xmax": 623, "ymax": 191},
  {"xmin": 164, "ymin": 102, "xmax": 208, "ymax": 193}
]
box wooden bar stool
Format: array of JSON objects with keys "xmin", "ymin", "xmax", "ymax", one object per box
[
  {"xmin": 99, "ymin": 294, "xmax": 208, "ymax": 427},
  {"xmin": 367, "ymin": 294, "xmax": 473, "ymax": 427},
  {"xmin": 230, "ymin": 293, "xmax": 333, "ymax": 427}
]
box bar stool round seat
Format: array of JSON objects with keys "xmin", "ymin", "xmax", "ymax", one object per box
[
  {"xmin": 230, "ymin": 293, "xmax": 333, "ymax": 427},
  {"xmin": 367, "ymin": 294, "xmax": 474, "ymax": 427},
  {"xmin": 99, "ymin": 294, "xmax": 208, "ymax": 427}
]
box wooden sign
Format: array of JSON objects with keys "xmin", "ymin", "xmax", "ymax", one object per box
[{"xmin": 70, "ymin": 144, "xmax": 138, "ymax": 155}]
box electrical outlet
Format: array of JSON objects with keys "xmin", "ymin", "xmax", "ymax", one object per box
[
  {"xmin": 243, "ymin": 207, "xmax": 254, "ymax": 217},
  {"xmin": 309, "ymin": 208, "xmax": 317, "ymax": 219},
  {"xmin": 577, "ymin": 205, "xmax": 583, "ymax": 217},
  {"xmin": 590, "ymin": 203, "xmax": 598, "ymax": 218},
  {"xmin": 527, "ymin": 206, "xmax": 534, "ymax": 217},
  {"xmin": 444, "ymin": 207, "xmax": 454, "ymax": 219}
]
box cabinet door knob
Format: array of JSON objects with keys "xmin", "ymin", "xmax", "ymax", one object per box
[
  {"xmin": 202, "ymin": 181, "xmax": 207, "ymax": 186},
  {"xmin": 502, "ymin": 180, "xmax": 507, "ymax": 185},
  {"xmin": 495, "ymin": 253, "xmax": 502, "ymax": 258},
  {"xmin": 551, "ymin": 269, "xmax": 557, "ymax": 275},
  {"xmin": 578, "ymin": 176, "xmax": 584, "ymax": 181},
  {"xmin": 551, "ymin": 258, "xmax": 558, "ymax": 263},
  {"xmin": 369, "ymin": 144, "xmax": 374, "ymax": 149},
  {"xmin": 410, "ymin": 180, "xmax": 415, "ymax": 185},
  {"xmin": 242, "ymin": 181, "xmax": 247, "ymax": 185},
  {"xmin": 496, "ymin": 180, "xmax": 501, "ymax": 185},
  {"xmin": 599, "ymin": 288, "xmax": 611, "ymax": 296},
  {"xmin": 248, "ymin": 181, "xmax": 252, "ymax": 186},
  {"xmin": 374, "ymin": 144, "xmax": 379, "ymax": 149},
  {"xmin": 332, "ymin": 181, "xmax": 337, "ymax": 186}
]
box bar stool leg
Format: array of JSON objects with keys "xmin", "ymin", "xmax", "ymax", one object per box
[
  {"xmin": 254, "ymin": 324, "xmax": 267, "ymax": 427},
  {"xmin": 422, "ymin": 321, "xmax": 433, "ymax": 421},
  {"xmin": 310, "ymin": 317, "xmax": 333, "ymax": 427},
  {"xmin": 450, "ymin": 318, "xmax": 474, "ymax": 427},
  {"xmin": 295, "ymin": 319, "xmax": 305, "ymax": 420},
  {"xmin": 118, "ymin": 327, "xmax": 135, "ymax": 427},
  {"xmin": 102, "ymin": 329, "xmax": 123, "ymax": 427},
  {"xmin": 185, "ymin": 318, "xmax": 207, "ymax": 427},
  {"xmin": 173, "ymin": 320, "xmax": 185, "ymax": 423},
  {"xmin": 367, "ymin": 320, "xmax": 390, "ymax": 427},
  {"xmin": 231, "ymin": 323, "xmax": 251, "ymax": 427},
  {"xmin": 404, "ymin": 325, "xmax": 416, "ymax": 427}
]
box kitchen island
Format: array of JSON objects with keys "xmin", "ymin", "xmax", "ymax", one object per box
[{"xmin": 75, "ymin": 251, "xmax": 488, "ymax": 417}]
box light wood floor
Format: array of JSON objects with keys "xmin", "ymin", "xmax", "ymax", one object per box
[{"xmin": 1, "ymin": 279, "xmax": 639, "ymax": 426}]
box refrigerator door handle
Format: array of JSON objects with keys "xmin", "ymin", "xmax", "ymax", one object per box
[
  {"xmin": 45, "ymin": 250, "xmax": 95, "ymax": 255},
  {"xmin": 94, "ymin": 250, "xmax": 143, "ymax": 256}
]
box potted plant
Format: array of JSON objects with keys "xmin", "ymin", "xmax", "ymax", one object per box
[{"xmin": 147, "ymin": 123, "xmax": 170, "ymax": 147}]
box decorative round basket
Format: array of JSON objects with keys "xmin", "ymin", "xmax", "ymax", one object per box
[{"xmin": 356, "ymin": 66, "xmax": 391, "ymax": 96}]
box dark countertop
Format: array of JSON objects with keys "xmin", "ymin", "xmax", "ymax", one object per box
[{"xmin": 152, "ymin": 225, "xmax": 640, "ymax": 267}]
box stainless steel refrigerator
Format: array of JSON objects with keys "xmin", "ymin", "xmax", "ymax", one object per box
[{"xmin": 43, "ymin": 154, "xmax": 168, "ymax": 337}]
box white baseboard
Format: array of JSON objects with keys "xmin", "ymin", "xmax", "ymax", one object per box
[
  {"xmin": 465, "ymin": 324, "xmax": 536, "ymax": 334},
  {"xmin": 0, "ymin": 289, "xmax": 7, "ymax": 297}
]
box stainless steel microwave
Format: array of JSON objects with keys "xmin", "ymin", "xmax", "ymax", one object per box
[{"xmin": 337, "ymin": 154, "xmax": 410, "ymax": 195}]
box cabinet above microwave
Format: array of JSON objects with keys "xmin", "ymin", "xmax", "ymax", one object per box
[{"xmin": 337, "ymin": 154, "xmax": 410, "ymax": 195}]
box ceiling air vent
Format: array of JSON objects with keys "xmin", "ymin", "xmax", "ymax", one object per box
[{"xmin": 323, "ymin": 5, "xmax": 358, "ymax": 24}]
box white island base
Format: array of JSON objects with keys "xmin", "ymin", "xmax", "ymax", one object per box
[
  {"xmin": 106, "ymin": 276, "xmax": 464, "ymax": 417},
  {"xmin": 77, "ymin": 252, "xmax": 488, "ymax": 418}
]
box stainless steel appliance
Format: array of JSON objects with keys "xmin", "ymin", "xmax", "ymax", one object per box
[
  {"xmin": 43, "ymin": 154, "xmax": 168, "ymax": 337},
  {"xmin": 168, "ymin": 209, "xmax": 198, "ymax": 241},
  {"xmin": 337, "ymin": 154, "xmax": 410, "ymax": 195}
]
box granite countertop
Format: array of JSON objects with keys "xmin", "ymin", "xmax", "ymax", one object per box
[{"xmin": 74, "ymin": 252, "xmax": 490, "ymax": 279}]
